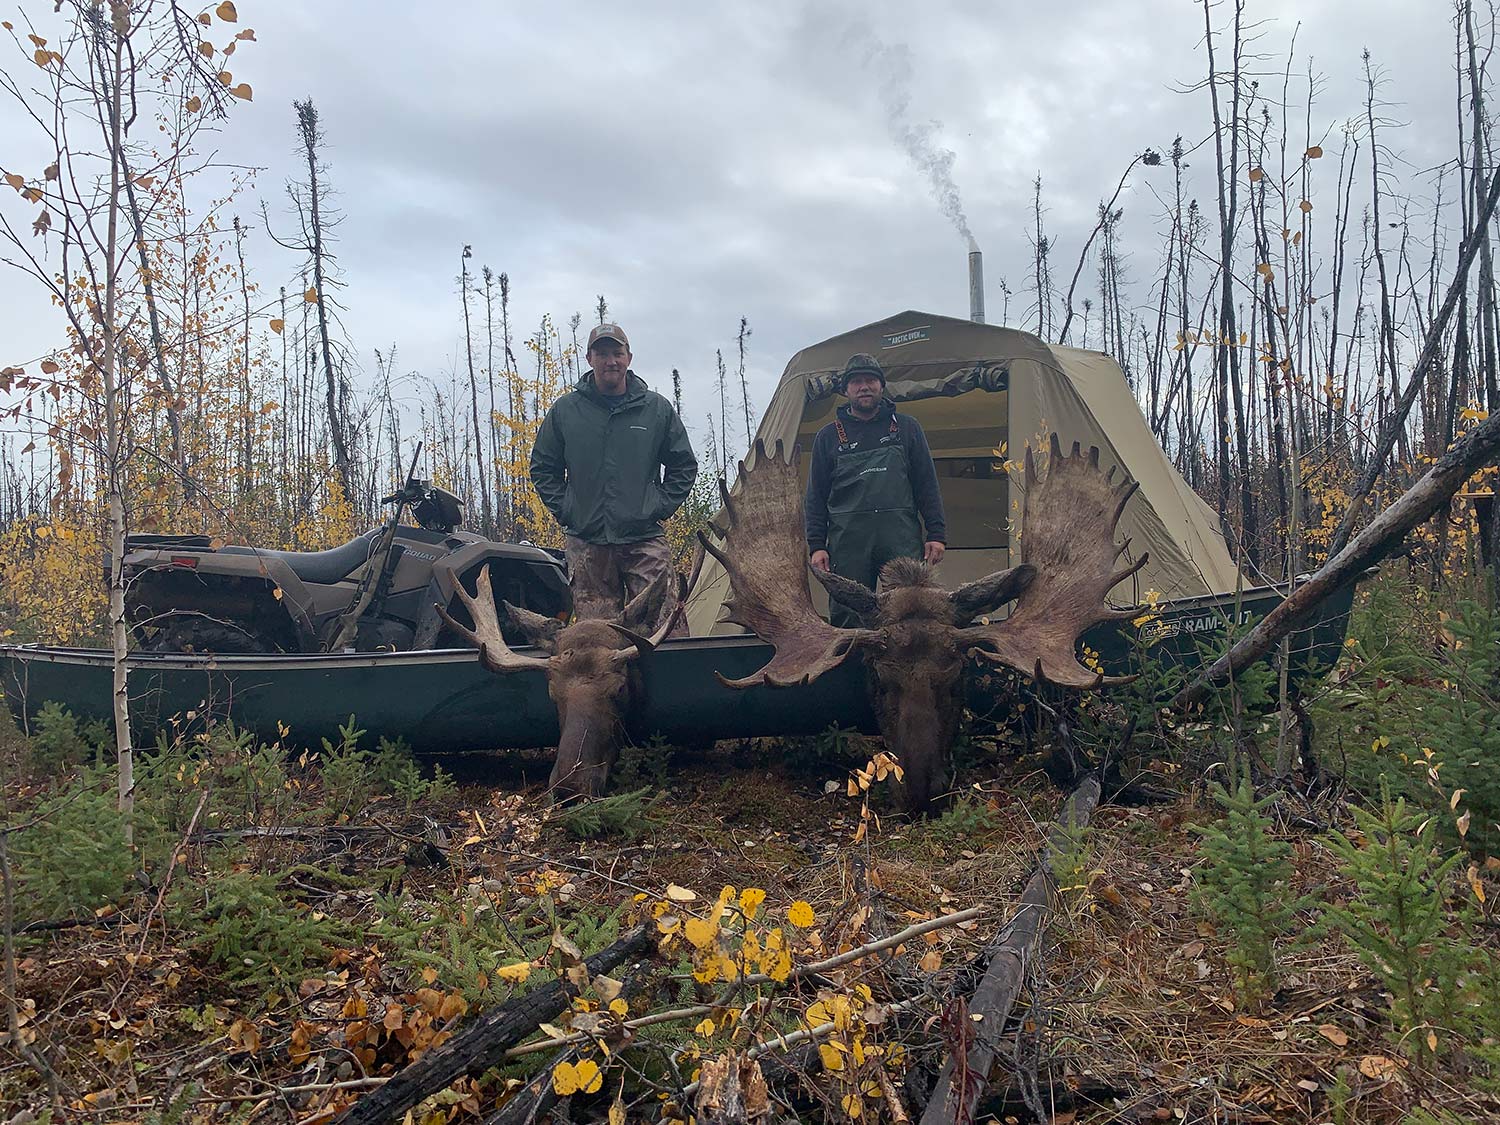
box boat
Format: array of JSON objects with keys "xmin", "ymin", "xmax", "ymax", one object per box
[{"xmin": 0, "ymin": 578, "xmax": 1357, "ymax": 752}]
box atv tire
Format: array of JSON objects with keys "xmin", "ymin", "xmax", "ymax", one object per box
[{"xmin": 144, "ymin": 615, "xmax": 279, "ymax": 655}]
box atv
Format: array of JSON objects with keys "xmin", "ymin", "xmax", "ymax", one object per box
[{"xmin": 115, "ymin": 453, "xmax": 571, "ymax": 654}]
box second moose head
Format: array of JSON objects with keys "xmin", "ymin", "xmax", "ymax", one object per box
[{"xmin": 440, "ymin": 568, "xmax": 674, "ymax": 801}]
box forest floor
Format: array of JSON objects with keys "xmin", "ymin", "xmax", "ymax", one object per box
[{"xmin": 1, "ymin": 711, "xmax": 1495, "ymax": 1125}]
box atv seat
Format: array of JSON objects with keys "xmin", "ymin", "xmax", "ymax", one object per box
[{"xmin": 220, "ymin": 529, "xmax": 380, "ymax": 585}]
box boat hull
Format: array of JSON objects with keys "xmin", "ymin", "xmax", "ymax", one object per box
[{"xmin": 1, "ymin": 581, "xmax": 1356, "ymax": 752}]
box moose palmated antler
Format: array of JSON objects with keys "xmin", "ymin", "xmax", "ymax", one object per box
[
  {"xmin": 436, "ymin": 564, "xmax": 550, "ymax": 673},
  {"xmin": 698, "ymin": 439, "xmax": 881, "ymax": 688},
  {"xmin": 962, "ymin": 435, "xmax": 1147, "ymax": 688}
]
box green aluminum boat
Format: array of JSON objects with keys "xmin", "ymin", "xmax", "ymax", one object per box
[{"xmin": 0, "ymin": 579, "xmax": 1356, "ymax": 752}]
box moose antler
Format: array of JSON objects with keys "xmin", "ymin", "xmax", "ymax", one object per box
[
  {"xmin": 698, "ymin": 439, "xmax": 881, "ymax": 688},
  {"xmin": 962, "ymin": 435, "xmax": 1147, "ymax": 688},
  {"xmin": 436, "ymin": 564, "xmax": 550, "ymax": 672}
]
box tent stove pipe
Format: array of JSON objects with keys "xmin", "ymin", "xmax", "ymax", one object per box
[{"xmin": 969, "ymin": 249, "xmax": 985, "ymax": 323}]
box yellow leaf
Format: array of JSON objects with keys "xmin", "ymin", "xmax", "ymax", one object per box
[
  {"xmin": 608, "ymin": 1092, "xmax": 626, "ymax": 1125},
  {"xmin": 738, "ymin": 887, "xmax": 765, "ymax": 919},
  {"xmin": 198, "ymin": 41, "xmax": 214, "ymax": 57},
  {"xmin": 1468, "ymin": 864, "xmax": 1486, "ymax": 903},
  {"xmin": 187, "ymin": 95, "xmax": 203, "ymax": 113},
  {"xmin": 218, "ymin": 71, "xmax": 233, "ymax": 87},
  {"xmin": 1306, "ymin": 144, "xmax": 1324, "ymax": 159},
  {"xmin": 1427, "ymin": 1030, "xmax": 1439, "ymax": 1052},
  {"xmin": 237, "ymin": 28, "xmax": 257, "ymax": 40},
  {"xmin": 552, "ymin": 1061, "xmax": 579, "ymax": 1096},
  {"xmin": 788, "ymin": 900, "xmax": 815, "ymax": 928},
  {"xmin": 573, "ymin": 1058, "xmax": 603, "ymax": 1094},
  {"xmin": 495, "ymin": 961, "xmax": 531, "ymax": 984},
  {"xmin": 666, "ymin": 883, "xmax": 698, "ymax": 902},
  {"xmin": 3, "ymin": 173, "xmax": 23, "ymax": 192},
  {"xmin": 216, "ymin": 1, "xmax": 239, "ymax": 21},
  {"xmin": 766, "ymin": 948, "xmax": 791, "ymax": 983},
  {"xmin": 1248, "ymin": 166, "xmax": 1264, "ymax": 182},
  {"xmin": 198, "ymin": 12, "xmax": 211, "ymax": 25},
  {"xmin": 27, "ymin": 33, "xmax": 45, "ymax": 47},
  {"xmin": 304, "ymin": 286, "xmax": 318, "ymax": 303},
  {"xmin": 229, "ymin": 83, "xmax": 252, "ymax": 101},
  {"xmin": 695, "ymin": 1018, "xmax": 715, "ymax": 1036},
  {"xmin": 919, "ymin": 949, "xmax": 943, "ymax": 972},
  {"xmin": 1458, "ymin": 810, "xmax": 1472, "ymax": 838},
  {"xmin": 33, "ymin": 48, "xmax": 51, "ymax": 67},
  {"xmin": 819, "ymin": 1043, "xmax": 845, "ymax": 1071},
  {"xmin": 269, "ymin": 317, "xmax": 284, "ymax": 334},
  {"xmin": 684, "ymin": 917, "xmax": 718, "ymax": 950},
  {"xmin": 40, "ymin": 359, "xmax": 59, "ymax": 374},
  {"xmin": 692, "ymin": 957, "xmax": 720, "ymax": 984},
  {"xmin": 1299, "ymin": 199, "xmax": 1313, "ymax": 214},
  {"xmin": 608, "ymin": 998, "xmax": 628, "ymax": 1017}
]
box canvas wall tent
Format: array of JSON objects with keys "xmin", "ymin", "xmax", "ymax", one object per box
[{"xmin": 684, "ymin": 310, "xmax": 1242, "ymax": 638}]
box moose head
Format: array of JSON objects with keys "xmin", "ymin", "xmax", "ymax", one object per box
[
  {"xmin": 699, "ymin": 434, "xmax": 1147, "ymax": 814},
  {"xmin": 439, "ymin": 568, "xmax": 674, "ymax": 801}
]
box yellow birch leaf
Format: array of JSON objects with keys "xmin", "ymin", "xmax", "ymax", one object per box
[
  {"xmin": 665, "ymin": 884, "xmax": 697, "ymax": 902},
  {"xmin": 303, "ymin": 286, "xmax": 318, "ymax": 303},
  {"xmin": 216, "ymin": 1, "xmax": 239, "ymax": 21},
  {"xmin": 494, "ymin": 961, "xmax": 531, "ymax": 984},
  {"xmin": 40, "ymin": 359, "xmax": 59, "ymax": 374},
  {"xmin": 608, "ymin": 998, "xmax": 628, "ymax": 1017},
  {"xmin": 738, "ymin": 887, "xmax": 765, "ymax": 919},
  {"xmin": 1248, "ymin": 166, "xmax": 1264, "ymax": 182},
  {"xmin": 198, "ymin": 41, "xmax": 214, "ymax": 57},
  {"xmin": 33, "ymin": 48, "xmax": 50, "ymax": 67},
  {"xmin": 573, "ymin": 1059, "xmax": 603, "ymax": 1094},
  {"xmin": 695, "ymin": 1017, "xmax": 715, "ymax": 1036},
  {"xmin": 27, "ymin": 33, "xmax": 45, "ymax": 47},
  {"xmin": 217, "ymin": 70, "xmax": 233, "ymax": 86},
  {"xmin": 229, "ymin": 83, "xmax": 252, "ymax": 101},
  {"xmin": 551, "ymin": 1061, "xmax": 579, "ymax": 1096},
  {"xmin": 684, "ymin": 917, "xmax": 718, "ymax": 949},
  {"xmin": 819, "ymin": 1043, "xmax": 845, "ymax": 1071},
  {"xmin": 237, "ymin": 28, "xmax": 257, "ymax": 40},
  {"xmin": 1299, "ymin": 199, "xmax": 1313, "ymax": 213},
  {"xmin": 1306, "ymin": 145, "xmax": 1324, "ymax": 159},
  {"xmin": 3, "ymin": 173, "xmax": 23, "ymax": 192},
  {"xmin": 788, "ymin": 900, "xmax": 815, "ymax": 927},
  {"xmin": 187, "ymin": 95, "xmax": 203, "ymax": 113},
  {"xmin": 198, "ymin": 12, "xmax": 211, "ymax": 25},
  {"xmin": 608, "ymin": 1092, "xmax": 626, "ymax": 1125},
  {"xmin": 269, "ymin": 317, "xmax": 284, "ymax": 334}
]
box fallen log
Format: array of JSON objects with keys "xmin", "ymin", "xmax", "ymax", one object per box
[
  {"xmin": 919, "ymin": 776, "xmax": 1102, "ymax": 1125},
  {"xmin": 336, "ymin": 926, "xmax": 653, "ymax": 1125},
  {"xmin": 1173, "ymin": 403, "xmax": 1500, "ymax": 711}
]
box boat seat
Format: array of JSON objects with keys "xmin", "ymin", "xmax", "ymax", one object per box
[{"xmin": 220, "ymin": 529, "xmax": 380, "ymax": 585}]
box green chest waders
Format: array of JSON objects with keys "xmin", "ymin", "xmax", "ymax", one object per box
[{"xmin": 825, "ymin": 414, "xmax": 923, "ymax": 626}]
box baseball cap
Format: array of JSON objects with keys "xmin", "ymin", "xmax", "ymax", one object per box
[
  {"xmin": 840, "ymin": 353, "xmax": 885, "ymax": 390},
  {"xmin": 587, "ymin": 323, "xmax": 630, "ymax": 350}
]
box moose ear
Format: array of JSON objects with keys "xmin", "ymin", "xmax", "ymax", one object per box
[
  {"xmin": 811, "ymin": 567, "xmax": 878, "ymax": 623},
  {"xmin": 621, "ymin": 569, "xmax": 672, "ymax": 635},
  {"xmin": 500, "ymin": 600, "xmax": 562, "ymax": 652},
  {"xmin": 948, "ymin": 564, "xmax": 1036, "ymax": 624}
]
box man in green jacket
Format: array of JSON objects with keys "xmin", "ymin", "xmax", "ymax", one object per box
[{"xmin": 530, "ymin": 323, "xmax": 698, "ymax": 631}]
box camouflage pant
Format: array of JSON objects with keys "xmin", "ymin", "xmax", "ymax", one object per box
[{"xmin": 564, "ymin": 535, "xmax": 685, "ymax": 636}]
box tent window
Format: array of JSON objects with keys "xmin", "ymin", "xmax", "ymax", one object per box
[{"xmin": 933, "ymin": 457, "xmax": 1010, "ymax": 549}]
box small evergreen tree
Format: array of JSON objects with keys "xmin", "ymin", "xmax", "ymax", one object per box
[{"xmin": 1189, "ymin": 777, "xmax": 1301, "ymax": 1008}]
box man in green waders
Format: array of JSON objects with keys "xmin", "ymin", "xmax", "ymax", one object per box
[{"xmin": 805, "ymin": 353, "xmax": 947, "ymax": 626}]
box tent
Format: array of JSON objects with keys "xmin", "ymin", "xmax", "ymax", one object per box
[{"xmin": 684, "ymin": 310, "xmax": 1242, "ymax": 637}]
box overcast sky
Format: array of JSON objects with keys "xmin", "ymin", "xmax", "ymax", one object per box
[{"xmin": 0, "ymin": 0, "xmax": 1468, "ymax": 465}]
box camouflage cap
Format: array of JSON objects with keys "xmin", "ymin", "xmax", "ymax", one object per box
[
  {"xmin": 587, "ymin": 322, "xmax": 630, "ymax": 351},
  {"xmin": 840, "ymin": 353, "xmax": 885, "ymax": 391}
]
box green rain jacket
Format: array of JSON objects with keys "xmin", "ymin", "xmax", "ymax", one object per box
[{"xmin": 530, "ymin": 372, "xmax": 698, "ymax": 545}]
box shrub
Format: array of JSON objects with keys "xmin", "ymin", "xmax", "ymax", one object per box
[{"xmin": 8, "ymin": 766, "xmax": 138, "ymax": 922}]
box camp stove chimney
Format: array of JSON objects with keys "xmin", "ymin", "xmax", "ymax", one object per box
[{"xmin": 968, "ymin": 249, "xmax": 985, "ymax": 323}]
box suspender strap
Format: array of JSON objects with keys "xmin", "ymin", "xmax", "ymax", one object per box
[{"xmin": 832, "ymin": 412, "xmax": 899, "ymax": 445}]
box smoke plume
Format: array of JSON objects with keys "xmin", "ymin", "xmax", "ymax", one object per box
[{"xmin": 818, "ymin": 13, "xmax": 977, "ymax": 250}]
